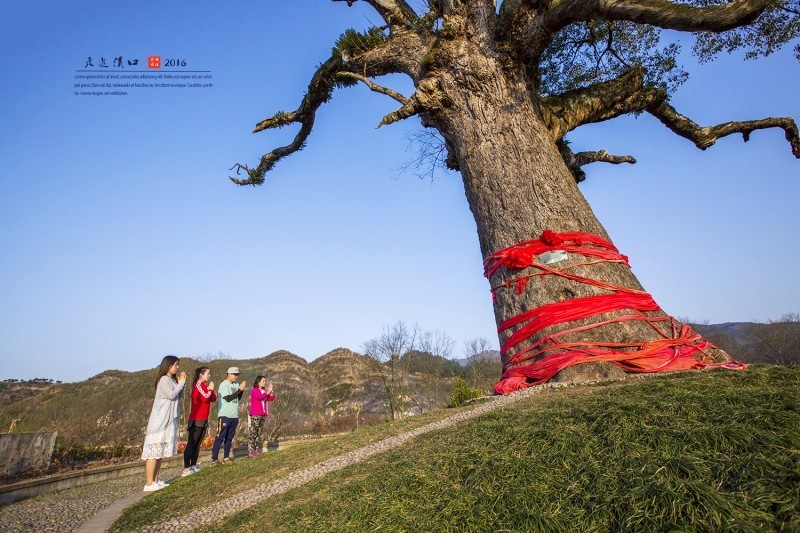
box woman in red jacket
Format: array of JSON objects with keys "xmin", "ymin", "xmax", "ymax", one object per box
[
  {"xmin": 248, "ymin": 376, "xmax": 274, "ymax": 458},
  {"xmin": 182, "ymin": 366, "xmax": 216, "ymax": 476}
]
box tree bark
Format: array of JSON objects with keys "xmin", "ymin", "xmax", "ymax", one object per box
[{"xmin": 420, "ymin": 49, "xmax": 728, "ymax": 387}]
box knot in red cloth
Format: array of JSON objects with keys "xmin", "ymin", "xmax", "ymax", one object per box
[
  {"xmin": 540, "ymin": 229, "xmax": 564, "ymax": 247},
  {"xmin": 504, "ymin": 248, "xmax": 537, "ymax": 269}
]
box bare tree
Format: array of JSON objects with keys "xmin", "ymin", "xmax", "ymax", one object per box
[
  {"xmin": 264, "ymin": 387, "xmax": 304, "ymax": 441},
  {"xmin": 463, "ymin": 337, "xmax": 500, "ymax": 392},
  {"xmin": 746, "ymin": 313, "xmax": 800, "ymax": 366},
  {"xmin": 231, "ymin": 1, "xmax": 799, "ymax": 388},
  {"xmin": 363, "ymin": 321, "xmax": 418, "ymax": 419},
  {"xmin": 196, "ymin": 351, "xmax": 230, "ymax": 363},
  {"xmin": 416, "ymin": 329, "xmax": 456, "ymax": 409}
]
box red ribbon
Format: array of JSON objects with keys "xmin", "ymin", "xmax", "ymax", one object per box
[{"xmin": 485, "ymin": 230, "xmax": 746, "ymax": 394}]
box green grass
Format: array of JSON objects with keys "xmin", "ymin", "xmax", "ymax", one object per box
[
  {"xmin": 110, "ymin": 403, "xmax": 477, "ymax": 532},
  {"xmin": 114, "ymin": 366, "xmax": 800, "ymax": 532}
]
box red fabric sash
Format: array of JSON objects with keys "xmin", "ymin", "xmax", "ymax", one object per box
[{"xmin": 485, "ymin": 230, "xmax": 746, "ymax": 394}]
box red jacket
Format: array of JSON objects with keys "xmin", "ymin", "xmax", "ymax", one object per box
[
  {"xmin": 249, "ymin": 388, "xmax": 275, "ymax": 417},
  {"xmin": 189, "ymin": 381, "xmax": 217, "ymax": 421}
]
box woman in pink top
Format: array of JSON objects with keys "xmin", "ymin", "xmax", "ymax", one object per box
[{"xmin": 248, "ymin": 376, "xmax": 274, "ymax": 458}]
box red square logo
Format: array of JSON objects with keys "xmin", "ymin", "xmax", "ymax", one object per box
[{"xmin": 148, "ymin": 56, "xmax": 161, "ymax": 69}]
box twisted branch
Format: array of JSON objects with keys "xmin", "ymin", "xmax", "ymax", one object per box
[
  {"xmin": 335, "ymin": 71, "xmax": 421, "ymax": 128},
  {"xmin": 230, "ymin": 56, "xmax": 343, "ymax": 185},
  {"xmin": 543, "ymin": 66, "xmax": 800, "ymax": 160},
  {"xmin": 335, "ymin": 72, "xmax": 408, "ymax": 104},
  {"xmin": 648, "ymin": 100, "xmax": 800, "ymax": 157}
]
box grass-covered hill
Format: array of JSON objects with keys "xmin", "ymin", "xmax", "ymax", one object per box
[{"xmin": 112, "ymin": 365, "xmax": 799, "ymax": 532}]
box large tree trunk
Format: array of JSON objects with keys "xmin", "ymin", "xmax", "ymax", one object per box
[{"xmin": 421, "ymin": 50, "xmax": 729, "ymax": 389}]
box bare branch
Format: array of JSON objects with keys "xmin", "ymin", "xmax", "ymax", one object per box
[
  {"xmin": 544, "ymin": 65, "xmax": 800, "ymax": 159},
  {"xmin": 509, "ymin": 0, "xmax": 773, "ymax": 61},
  {"xmin": 335, "ymin": 71, "xmax": 409, "ymax": 104},
  {"xmin": 230, "ymin": 56, "xmax": 343, "ymax": 185},
  {"xmin": 648, "ymin": 100, "xmax": 800, "ymax": 158},
  {"xmin": 379, "ymin": 76, "xmax": 448, "ymax": 127},
  {"xmin": 230, "ymin": 23, "xmax": 428, "ymax": 186},
  {"xmin": 331, "ymin": 0, "xmax": 420, "ymax": 28},
  {"xmin": 379, "ymin": 96, "xmax": 421, "ymax": 127},
  {"xmin": 576, "ymin": 150, "xmax": 636, "ymax": 167},
  {"xmin": 558, "ymin": 139, "xmax": 636, "ymax": 183}
]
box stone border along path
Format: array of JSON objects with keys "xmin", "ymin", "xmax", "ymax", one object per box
[
  {"xmin": 78, "ymin": 491, "xmax": 149, "ymax": 533},
  {"xmin": 139, "ymin": 376, "xmax": 655, "ymax": 532},
  {"xmin": 0, "ymin": 463, "xmax": 184, "ymax": 532}
]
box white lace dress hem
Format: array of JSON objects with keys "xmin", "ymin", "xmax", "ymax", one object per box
[{"xmin": 141, "ymin": 419, "xmax": 178, "ymax": 460}]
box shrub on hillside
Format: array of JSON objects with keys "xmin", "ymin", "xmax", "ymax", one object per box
[{"xmin": 449, "ymin": 377, "xmax": 483, "ymax": 407}]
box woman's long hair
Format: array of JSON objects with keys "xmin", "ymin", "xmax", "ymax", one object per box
[
  {"xmin": 253, "ymin": 375, "xmax": 265, "ymax": 389},
  {"xmin": 193, "ymin": 366, "xmax": 210, "ymax": 388},
  {"xmin": 154, "ymin": 355, "xmax": 179, "ymax": 390}
]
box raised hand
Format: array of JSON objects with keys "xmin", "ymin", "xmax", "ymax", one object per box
[
  {"xmin": 239, "ymin": 381, "xmax": 246, "ymax": 390},
  {"xmin": 178, "ymin": 371, "xmax": 187, "ymax": 382},
  {"xmin": 208, "ymin": 381, "xmax": 215, "ymax": 391}
]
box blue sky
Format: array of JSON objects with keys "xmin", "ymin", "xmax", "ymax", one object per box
[{"xmin": 1, "ymin": 2, "xmax": 798, "ymax": 382}]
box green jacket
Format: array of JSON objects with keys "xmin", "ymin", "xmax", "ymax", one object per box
[{"xmin": 217, "ymin": 380, "xmax": 243, "ymax": 418}]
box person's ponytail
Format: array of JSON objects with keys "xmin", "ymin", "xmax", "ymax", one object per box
[{"xmin": 193, "ymin": 366, "xmax": 210, "ymax": 388}]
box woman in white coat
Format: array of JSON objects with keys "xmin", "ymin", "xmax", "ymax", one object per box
[{"xmin": 141, "ymin": 355, "xmax": 186, "ymax": 491}]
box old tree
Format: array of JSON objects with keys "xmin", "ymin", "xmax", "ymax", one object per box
[{"xmin": 231, "ymin": 1, "xmax": 799, "ymax": 390}]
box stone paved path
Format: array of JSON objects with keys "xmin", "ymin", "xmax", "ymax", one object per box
[
  {"xmin": 0, "ymin": 465, "xmax": 182, "ymax": 532},
  {"xmin": 76, "ymin": 491, "xmax": 148, "ymax": 533}
]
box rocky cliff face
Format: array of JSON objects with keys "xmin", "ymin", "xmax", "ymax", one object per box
[
  {"xmin": 0, "ymin": 348, "xmax": 398, "ymax": 445},
  {"xmin": 0, "ymin": 381, "xmax": 57, "ymax": 409},
  {"xmin": 310, "ymin": 348, "xmax": 388, "ymax": 415}
]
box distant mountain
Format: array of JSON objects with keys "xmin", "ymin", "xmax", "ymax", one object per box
[
  {"xmin": 690, "ymin": 322, "xmax": 759, "ymax": 345},
  {"xmin": 689, "ymin": 321, "xmax": 799, "ymax": 365},
  {"xmin": 2, "ymin": 320, "xmax": 794, "ymax": 449},
  {"xmin": 0, "ymin": 356, "xmax": 256, "ymax": 446},
  {"xmin": 454, "ymin": 350, "xmax": 501, "ymax": 367},
  {"xmin": 0, "ymin": 348, "xmax": 442, "ymax": 448},
  {"xmin": 452, "ymin": 324, "xmax": 796, "ymax": 366}
]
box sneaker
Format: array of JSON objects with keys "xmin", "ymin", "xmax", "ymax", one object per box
[
  {"xmin": 181, "ymin": 468, "xmax": 193, "ymax": 477},
  {"xmin": 190, "ymin": 465, "xmax": 201, "ymax": 473},
  {"xmin": 143, "ymin": 483, "xmax": 164, "ymax": 492},
  {"xmin": 155, "ymin": 480, "xmax": 169, "ymax": 487},
  {"xmin": 221, "ymin": 457, "xmax": 232, "ymax": 464},
  {"xmin": 248, "ymin": 451, "xmax": 255, "ymax": 459}
]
